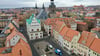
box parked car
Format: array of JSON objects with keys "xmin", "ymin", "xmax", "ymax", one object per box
[
  {"xmin": 54, "ymin": 49, "xmax": 62, "ymax": 56},
  {"xmin": 48, "ymin": 44, "xmax": 53, "ymax": 49},
  {"xmin": 41, "ymin": 54, "xmax": 47, "ymax": 56}
]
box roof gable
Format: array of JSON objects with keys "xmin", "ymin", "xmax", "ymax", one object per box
[
  {"xmin": 64, "ymin": 28, "xmax": 79, "ymax": 42},
  {"xmin": 78, "ymin": 31, "xmax": 96, "ymax": 47},
  {"xmin": 59, "ymin": 26, "xmax": 69, "ymax": 37}
]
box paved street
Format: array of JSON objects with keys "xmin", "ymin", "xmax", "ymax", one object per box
[{"xmin": 20, "ymin": 26, "xmax": 70, "ymax": 56}]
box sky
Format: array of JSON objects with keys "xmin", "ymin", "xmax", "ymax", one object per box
[{"xmin": 0, "ymin": 0, "xmax": 100, "ymax": 8}]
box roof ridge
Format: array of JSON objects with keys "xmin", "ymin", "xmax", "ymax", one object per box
[{"xmin": 89, "ymin": 38, "xmax": 95, "ymax": 48}]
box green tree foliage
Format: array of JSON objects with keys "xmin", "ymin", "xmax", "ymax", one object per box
[
  {"xmin": 95, "ymin": 12, "xmax": 100, "ymax": 17},
  {"xmin": 45, "ymin": 45, "xmax": 49, "ymax": 52}
]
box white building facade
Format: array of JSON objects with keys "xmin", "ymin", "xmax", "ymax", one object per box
[{"xmin": 26, "ymin": 14, "xmax": 43, "ymax": 40}]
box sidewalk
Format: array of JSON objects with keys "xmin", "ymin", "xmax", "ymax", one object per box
[
  {"xmin": 50, "ymin": 37, "xmax": 72, "ymax": 55},
  {"xmin": 34, "ymin": 41, "xmax": 57, "ymax": 56}
]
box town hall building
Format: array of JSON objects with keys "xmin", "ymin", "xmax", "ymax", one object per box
[{"xmin": 26, "ymin": 14, "xmax": 43, "ymax": 40}]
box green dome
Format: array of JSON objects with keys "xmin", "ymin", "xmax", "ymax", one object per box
[{"xmin": 26, "ymin": 14, "xmax": 40, "ymax": 24}]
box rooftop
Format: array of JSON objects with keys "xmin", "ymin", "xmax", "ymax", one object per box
[
  {"xmin": 26, "ymin": 14, "xmax": 40, "ymax": 24},
  {"xmin": 78, "ymin": 31, "xmax": 96, "ymax": 47},
  {"xmin": 64, "ymin": 28, "xmax": 79, "ymax": 42},
  {"xmin": 90, "ymin": 38, "xmax": 100, "ymax": 54},
  {"xmin": 0, "ymin": 34, "xmax": 6, "ymax": 38}
]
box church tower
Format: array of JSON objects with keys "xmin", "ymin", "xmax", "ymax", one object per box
[
  {"xmin": 49, "ymin": 0, "xmax": 56, "ymax": 13},
  {"xmin": 42, "ymin": 3, "xmax": 45, "ymax": 9},
  {"xmin": 35, "ymin": 3, "xmax": 38, "ymax": 9},
  {"xmin": 48, "ymin": 0, "xmax": 56, "ymax": 18},
  {"xmin": 34, "ymin": 3, "xmax": 38, "ymax": 15}
]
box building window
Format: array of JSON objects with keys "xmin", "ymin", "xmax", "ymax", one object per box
[
  {"xmin": 19, "ymin": 50, "xmax": 22, "ymax": 56},
  {"xmin": 89, "ymin": 50, "xmax": 90, "ymax": 52},
  {"xmin": 36, "ymin": 37, "xmax": 38, "ymax": 39},
  {"xmin": 40, "ymin": 33, "xmax": 42, "ymax": 34},
  {"xmin": 71, "ymin": 46, "xmax": 73, "ymax": 48},
  {"xmin": 37, "ymin": 29, "xmax": 39, "ymax": 31},
  {"xmin": 13, "ymin": 38, "xmax": 15, "ymax": 40},
  {"xmin": 40, "ymin": 36, "xmax": 42, "ymax": 38},
  {"xmin": 31, "ymin": 34, "xmax": 33, "ymax": 36},
  {"xmin": 13, "ymin": 42, "xmax": 15, "ymax": 44},
  {"xmin": 32, "ymin": 29, "xmax": 34, "ymax": 31},
  {"xmin": 31, "ymin": 37, "xmax": 33, "ymax": 39},
  {"xmin": 35, "ymin": 33, "xmax": 38, "ymax": 35}
]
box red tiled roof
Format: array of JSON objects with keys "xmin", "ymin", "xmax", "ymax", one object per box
[
  {"xmin": 64, "ymin": 28, "xmax": 79, "ymax": 42},
  {"xmin": 90, "ymin": 38, "xmax": 100, "ymax": 54},
  {"xmin": 85, "ymin": 17, "xmax": 96, "ymax": 20},
  {"xmin": 76, "ymin": 22, "xmax": 87, "ymax": 25},
  {"xmin": 56, "ymin": 12, "xmax": 61, "ymax": 17},
  {"xmin": 87, "ymin": 11, "xmax": 95, "ymax": 13},
  {"xmin": 74, "ymin": 5, "xmax": 84, "ymax": 7},
  {"xmin": 59, "ymin": 26, "xmax": 69, "ymax": 37},
  {"xmin": 78, "ymin": 31, "xmax": 96, "ymax": 47},
  {"xmin": 54, "ymin": 21, "xmax": 64, "ymax": 32},
  {"xmin": 0, "ymin": 38, "xmax": 32, "ymax": 56},
  {"xmin": 5, "ymin": 27, "xmax": 26, "ymax": 45},
  {"xmin": 91, "ymin": 28, "xmax": 100, "ymax": 31},
  {"xmin": 44, "ymin": 18, "xmax": 73, "ymax": 26},
  {"xmin": 6, "ymin": 28, "xmax": 18, "ymax": 41}
]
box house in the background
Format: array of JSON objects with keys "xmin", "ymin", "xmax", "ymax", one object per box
[
  {"xmin": 86, "ymin": 11, "xmax": 96, "ymax": 16},
  {"xmin": 44, "ymin": 18, "xmax": 52, "ymax": 36},
  {"xmin": 59, "ymin": 26, "xmax": 69, "ymax": 47},
  {"xmin": 44, "ymin": 18, "xmax": 64, "ymax": 36},
  {"xmin": 0, "ymin": 19, "xmax": 32, "ymax": 56},
  {"xmin": 91, "ymin": 28, "xmax": 100, "ymax": 33},
  {"xmin": 0, "ymin": 17, "xmax": 13, "ymax": 33},
  {"xmin": 53, "ymin": 21, "xmax": 66, "ymax": 47},
  {"xmin": 53, "ymin": 21, "xmax": 65, "ymax": 43},
  {"xmin": 96, "ymin": 17, "xmax": 100, "ymax": 28},
  {"xmin": 26, "ymin": 14, "xmax": 43, "ymax": 40},
  {"xmin": 52, "ymin": 20, "xmax": 80, "ymax": 54},
  {"xmin": 65, "ymin": 19, "xmax": 77, "ymax": 30},
  {"xmin": 77, "ymin": 22, "xmax": 88, "ymax": 32},
  {"xmin": 73, "ymin": 5, "xmax": 84, "ymax": 10},
  {"xmin": 0, "ymin": 34, "xmax": 6, "ymax": 47},
  {"xmin": 63, "ymin": 28, "xmax": 80, "ymax": 54},
  {"xmin": 77, "ymin": 31, "xmax": 97, "ymax": 56},
  {"xmin": 44, "ymin": 18, "xmax": 77, "ymax": 36},
  {"xmin": 89, "ymin": 38, "xmax": 100, "ymax": 56}
]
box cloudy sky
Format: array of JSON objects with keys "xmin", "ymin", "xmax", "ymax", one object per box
[{"xmin": 0, "ymin": 0, "xmax": 100, "ymax": 8}]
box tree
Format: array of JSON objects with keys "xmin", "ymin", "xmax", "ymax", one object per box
[{"xmin": 45, "ymin": 45, "xmax": 49, "ymax": 52}]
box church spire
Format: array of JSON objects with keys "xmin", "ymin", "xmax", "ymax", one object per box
[
  {"xmin": 42, "ymin": 3, "xmax": 45, "ymax": 9},
  {"xmin": 35, "ymin": 3, "xmax": 38, "ymax": 9}
]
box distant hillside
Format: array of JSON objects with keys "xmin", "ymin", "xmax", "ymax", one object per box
[{"xmin": 87, "ymin": 5, "xmax": 100, "ymax": 8}]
